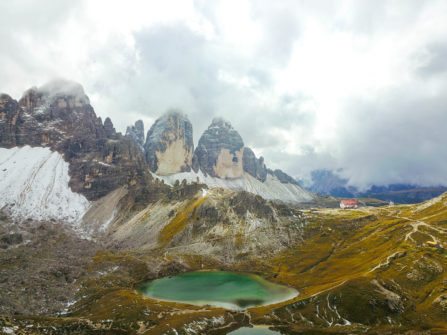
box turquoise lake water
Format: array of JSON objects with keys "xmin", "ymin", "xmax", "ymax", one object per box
[
  {"xmin": 138, "ymin": 271, "xmax": 297, "ymax": 310},
  {"xmin": 228, "ymin": 326, "xmax": 280, "ymax": 334}
]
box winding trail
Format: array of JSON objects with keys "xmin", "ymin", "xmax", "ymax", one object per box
[
  {"xmin": 351, "ymin": 207, "xmax": 446, "ymax": 273},
  {"xmin": 387, "ymin": 213, "xmax": 446, "ymax": 245},
  {"xmin": 357, "ymin": 207, "xmax": 447, "ymax": 246}
]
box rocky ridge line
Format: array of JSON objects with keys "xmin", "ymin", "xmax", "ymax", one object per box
[{"xmin": 0, "ymin": 80, "xmax": 166, "ymax": 202}]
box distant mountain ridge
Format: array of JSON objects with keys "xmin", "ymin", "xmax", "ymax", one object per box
[{"xmin": 305, "ymin": 169, "xmax": 447, "ymax": 203}]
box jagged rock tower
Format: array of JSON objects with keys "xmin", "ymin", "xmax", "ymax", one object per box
[
  {"xmin": 193, "ymin": 117, "xmax": 244, "ymax": 179},
  {"xmin": 126, "ymin": 120, "xmax": 145, "ymax": 149},
  {"xmin": 144, "ymin": 110, "xmax": 194, "ymax": 175},
  {"xmin": 242, "ymin": 147, "xmax": 267, "ymax": 182},
  {"xmin": 0, "ymin": 79, "xmax": 153, "ymax": 200}
]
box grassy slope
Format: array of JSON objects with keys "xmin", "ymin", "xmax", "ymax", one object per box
[
  {"xmin": 158, "ymin": 194, "xmax": 208, "ymax": 247},
  {"xmin": 2, "ymin": 193, "xmax": 446, "ymax": 334},
  {"xmin": 248, "ymin": 196, "xmax": 447, "ymax": 332}
]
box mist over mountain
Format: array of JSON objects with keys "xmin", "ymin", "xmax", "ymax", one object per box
[
  {"xmin": 303, "ymin": 169, "xmax": 447, "ymax": 204},
  {"xmin": 2, "ymin": 1, "xmax": 447, "ymax": 188},
  {"xmin": 1, "ymin": 2, "xmax": 447, "ymax": 334}
]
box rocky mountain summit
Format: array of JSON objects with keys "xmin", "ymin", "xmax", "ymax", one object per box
[
  {"xmin": 138, "ymin": 112, "xmax": 312, "ymax": 202},
  {"xmin": 242, "ymin": 147, "xmax": 267, "ymax": 182},
  {"xmin": 0, "ymin": 80, "xmax": 161, "ymax": 202},
  {"xmin": 0, "ymin": 94, "xmax": 21, "ymax": 146},
  {"xmin": 192, "ymin": 117, "xmax": 244, "ymax": 179},
  {"xmin": 0, "ymin": 79, "xmax": 311, "ymax": 227},
  {"xmin": 143, "ymin": 110, "xmax": 194, "ymax": 175},
  {"xmin": 125, "ymin": 119, "xmax": 145, "ymax": 149}
]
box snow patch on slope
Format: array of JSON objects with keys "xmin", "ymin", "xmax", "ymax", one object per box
[
  {"xmin": 154, "ymin": 170, "xmax": 314, "ymax": 203},
  {"xmin": 0, "ymin": 146, "xmax": 90, "ymax": 223}
]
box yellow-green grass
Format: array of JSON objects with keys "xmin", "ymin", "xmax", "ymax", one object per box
[{"xmin": 158, "ymin": 195, "xmax": 207, "ymax": 247}]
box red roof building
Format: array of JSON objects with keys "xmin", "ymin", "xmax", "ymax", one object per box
[{"xmin": 340, "ymin": 199, "xmax": 359, "ymax": 209}]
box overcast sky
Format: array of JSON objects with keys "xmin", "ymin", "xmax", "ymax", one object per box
[{"xmin": 1, "ymin": 0, "xmax": 447, "ymax": 188}]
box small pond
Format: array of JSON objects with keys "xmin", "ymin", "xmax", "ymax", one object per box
[{"xmin": 138, "ymin": 271, "xmax": 297, "ymax": 310}]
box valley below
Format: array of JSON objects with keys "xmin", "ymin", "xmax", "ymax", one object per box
[{"xmin": 1, "ymin": 190, "xmax": 446, "ymax": 335}]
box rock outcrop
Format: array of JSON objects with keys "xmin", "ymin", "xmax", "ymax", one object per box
[
  {"xmin": 144, "ymin": 110, "xmax": 194, "ymax": 175},
  {"xmin": 16, "ymin": 80, "xmax": 105, "ymax": 151},
  {"xmin": 1, "ymin": 80, "xmax": 310, "ymax": 206},
  {"xmin": 150, "ymin": 116, "xmax": 313, "ymax": 202},
  {"xmin": 193, "ymin": 118, "xmax": 244, "ymax": 179},
  {"xmin": 0, "ymin": 80, "xmax": 164, "ymax": 201},
  {"xmin": 0, "ymin": 94, "xmax": 21, "ymax": 147},
  {"xmin": 126, "ymin": 120, "xmax": 145, "ymax": 149},
  {"xmin": 242, "ymin": 147, "xmax": 267, "ymax": 182},
  {"xmin": 265, "ymin": 168, "xmax": 299, "ymax": 185},
  {"xmin": 103, "ymin": 117, "xmax": 117, "ymax": 138}
]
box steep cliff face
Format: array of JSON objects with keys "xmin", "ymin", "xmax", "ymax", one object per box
[
  {"xmin": 268, "ymin": 168, "xmax": 301, "ymax": 185},
  {"xmin": 149, "ymin": 116, "xmax": 314, "ymax": 203},
  {"xmin": 144, "ymin": 110, "xmax": 194, "ymax": 175},
  {"xmin": 103, "ymin": 117, "xmax": 117, "ymax": 138},
  {"xmin": 242, "ymin": 147, "xmax": 267, "ymax": 182},
  {"xmin": 125, "ymin": 120, "xmax": 145, "ymax": 149},
  {"xmin": 0, "ymin": 80, "xmax": 160, "ymax": 201},
  {"xmin": 1, "ymin": 80, "xmax": 311, "ymax": 216},
  {"xmin": 16, "ymin": 80, "xmax": 106, "ymax": 153},
  {"xmin": 193, "ymin": 118, "xmax": 244, "ymax": 179},
  {"xmin": 0, "ymin": 94, "xmax": 21, "ymax": 147}
]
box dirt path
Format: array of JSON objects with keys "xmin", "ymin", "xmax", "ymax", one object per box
[{"xmin": 383, "ymin": 212, "xmax": 446, "ymax": 245}]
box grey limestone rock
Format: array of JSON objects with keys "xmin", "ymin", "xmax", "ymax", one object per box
[
  {"xmin": 267, "ymin": 168, "xmax": 299, "ymax": 185},
  {"xmin": 193, "ymin": 117, "xmax": 244, "ymax": 178},
  {"xmin": 104, "ymin": 117, "xmax": 117, "ymax": 138},
  {"xmin": 0, "ymin": 94, "xmax": 21, "ymax": 147},
  {"xmin": 144, "ymin": 110, "xmax": 194, "ymax": 175},
  {"xmin": 242, "ymin": 147, "xmax": 267, "ymax": 182},
  {"xmin": 126, "ymin": 119, "xmax": 145, "ymax": 148},
  {"xmin": 0, "ymin": 80, "xmax": 161, "ymax": 201}
]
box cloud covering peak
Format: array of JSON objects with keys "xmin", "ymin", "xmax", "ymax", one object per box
[{"xmin": 1, "ymin": 0, "xmax": 447, "ymax": 188}]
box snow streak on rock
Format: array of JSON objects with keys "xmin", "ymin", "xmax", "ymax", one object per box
[
  {"xmin": 0, "ymin": 146, "xmax": 90, "ymax": 223},
  {"xmin": 155, "ymin": 170, "xmax": 314, "ymax": 203}
]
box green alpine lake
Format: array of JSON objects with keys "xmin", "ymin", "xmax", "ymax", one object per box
[
  {"xmin": 138, "ymin": 271, "xmax": 298, "ymax": 310},
  {"xmin": 228, "ymin": 326, "xmax": 281, "ymax": 334}
]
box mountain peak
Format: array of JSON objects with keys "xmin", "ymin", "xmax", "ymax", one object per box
[
  {"xmin": 126, "ymin": 120, "xmax": 145, "ymax": 149},
  {"xmin": 161, "ymin": 108, "xmax": 188, "ymax": 121},
  {"xmin": 144, "ymin": 109, "xmax": 194, "ymax": 175},
  {"xmin": 210, "ymin": 117, "xmax": 233, "ymax": 129},
  {"xmin": 20, "ymin": 79, "xmax": 89, "ymax": 104},
  {"xmin": 19, "ymin": 79, "xmax": 90, "ymax": 113},
  {"xmin": 39, "ymin": 79, "xmax": 86, "ymax": 98},
  {"xmin": 193, "ymin": 118, "xmax": 244, "ymax": 178}
]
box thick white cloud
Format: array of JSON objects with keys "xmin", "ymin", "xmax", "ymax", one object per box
[{"xmin": 1, "ymin": 0, "xmax": 447, "ymax": 187}]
